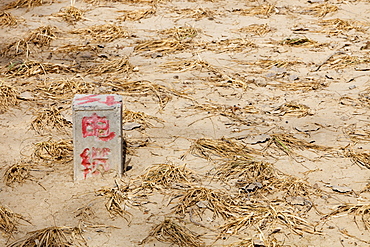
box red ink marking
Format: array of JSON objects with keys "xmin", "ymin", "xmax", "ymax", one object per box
[
  {"xmin": 80, "ymin": 147, "xmax": 111, "ymax": 179},
  {"xmin": 82, "ymin": 113, "xmax": 116, "ymax": 141},
  {"xmin": 76, "ymin": 95, "xmax": 100, "ymax": 105},
  {"xmin": 100, "ymin": 96, "xmax": 121, "ymax": 106}
]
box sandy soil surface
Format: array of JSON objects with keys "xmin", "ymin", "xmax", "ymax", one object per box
[{"xmin": 1, "ymin": 0, "xmax": 370, "ymax": 246}]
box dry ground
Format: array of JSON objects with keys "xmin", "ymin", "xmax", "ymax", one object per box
[{"xmin": 1, "ymin": 0, "xmax": 370, "ymax": 246}]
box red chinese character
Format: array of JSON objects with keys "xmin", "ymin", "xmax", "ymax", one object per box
[
  {"xmin": 100, "ymin": 96, "xmax": 121, "ymax": 106},
  {"xmin": 80, "ymin": 147, "xmax": 111, "ymax": 179},
  {"xmin": 82, "ymin": 113, "xmax": 116, "ymax": 141}
]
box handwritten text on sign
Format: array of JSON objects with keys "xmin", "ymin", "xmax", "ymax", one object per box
[{"xmin": 80, "ymin": 147, "xmax": 111, "ymax": 178}]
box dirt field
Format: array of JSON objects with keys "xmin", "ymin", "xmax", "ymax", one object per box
[{"xmin": 1, "ymin": 0, "xmax": 370, "ymax": 246}]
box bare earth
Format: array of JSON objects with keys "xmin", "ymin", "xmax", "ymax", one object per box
[{"xmin": 1, "ymin": 0, "xmax": 370, "ymax": 246}]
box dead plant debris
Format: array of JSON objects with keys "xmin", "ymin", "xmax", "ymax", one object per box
[
  {"xmin": 0, "ymin": 12, "xmax": 18, "ymax": 26},
  {"xmin": 71, "ymin": 24, "xmax": 129, "ymax": 42},
  {"xmin": 26, "ymin": 25, "xmax": 58, "ymax": 47},
  {"xmin": 280, "ymin": 37, "xmax": 315, "ymax": 47},
  {"xmin": 33, "ymin": 139, "xmax": 73, "ymax": 163},
  {"xmin": 236, "ymin": 23, "xmax": 273, "ymax": 36},
  {"xmin": 306, "ymin": 3, "xmax": 338, "ymax": 17},
  {"xmin": 3, "ymin": 162, "xmax": 33, "ymax": 187},
  {"xmin": 31, "ymin": 106, "xmax": 71, "ymax": 134},
  {"xmin": 118, "ymin": 8, "xmax": 156, "ymax": 21},
  {"xmin": 122, "ymin": 109, "xmax": 163, "ymax": 128},
  {"xmin": 172, "ymin": 7, "xmax": 217, "ymax": 21},
  {"xmin": 141, "ymin": 218, "xmax": 205, "ymax": 247},
  {"xmin": 202, "ymin": 38, "xmax": 256, "ymax": 53},
  {"xmin": 173, "ymin": 187, "xmax": 236, "ymax": 220},
  {"xmin": 324, "ymin": 203, "xmax": 370, "ymax": 230},
  {"xmin": 134, "ymin": 38, "xmax": 190, "ymax": 55},
  {"xmin": 8, "ymin": 226, "xmax": 86, "ymax": 247},
  {"xmin": 232, "ymin": 4, "xmax": 276, "ymax": 18},
  {"xmin": 140, "ymin": 163, "xmax": 196, "ymax": 190},
  {"xmin": 159, "ymin": 26, "xmax": 198, "ymax": 40},
  {"xmin": 0, "ymin": 83, "xmax": 18, "ymax": 113},
  {"xmin": 4, "ymin": 60, "xmax": 77, "ymax": 77},
  {"xmin": 318, "ymin": 18, "xmax": 367, "ymax": 34},
  {"xmin": 346, "ymin": 149, "xmax": 370, "ymax": 169},
  {"xmin": 271, "ymin": 102, "xmax": 312, "ymax": 117},
  {"xmin": 54, "ymin": 5, "xmax": 84, "ymax": 24},
  {"xmin": 4, "ymin": 0, "xmax": 44, "ymax": 10},
  {"xmin": 0, "ymin": 205, "xmax": 28, "ymax": 235},
  {"xmin": 87, "ymin": 57, "xmax": 133, "ymax": 75},
  {"xmin": 190, "ymin": 138, "xmax": 259, "ymax": 160}
]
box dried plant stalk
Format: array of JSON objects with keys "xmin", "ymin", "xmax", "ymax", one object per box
[
  {"xmin": 56, "ymin": 5, "xmax": 84, "ymax": 24},
  {"xmin": 71, "ymin": 24, "xmax": 128, "ymax": 42},
  {"xmin": 26, "ymin": 25, "xmax": 58, "ymax": 47},
  {"xmin": 203, "ymin": 38, "xmax": 256, "ymax": 53},
  {"xmin": 272, "ymin": 102, "xmax": 312, "ymax": 117},
  {"xmin": 346, "ymin": 149, "xmax": 370, "ymax": 169},
  {"xmin": 236, "ymin": 24, "xmax": 272, "ymax": 36},
  {"xmin": 280, "ymin": 37, "xmax": 315, "ymax": 47},
  {"xmin": 318, "ymin": 18, "xmax": 367, "ymax": 34},
  {"xmin": 0, "ymin": 205, "xmax": 27, "ymax": 235},
  {"xmin": 134, "ymin": 38, "xmax": 190, "ymax": 54},
  {"xmin": 122, "ymin": 110, "xmax": 163, "ymax": 128},
  {"xmin": 0, "ymin": 83, "xmax": 18, "ymax": 113},
  {"xmin": 31, "ymin": 106, "xmax": 71, "ymax": 134},
  {"xmin": 159, "ymin": 26, "xmax": 198, "ymax": 40},
  {"xmin": 306, "ymin": 3, "xmax": 338, "ymax": 17},
  {"xmin": 88, "ymin": 57, "xmax": 133, "ymax": 75},
  {"xmin": 233, "ymin": 4, "xmax": 276, "ymax": 17},
  {"xmin": 3, "ymin": 162, "xmax": 33, "ymax": 187},
  {"xmin": 140, "ymin": 163, "xmax": 196, "ymax": 190},
  {"xmin": 118, "ymin": 8, "xmax": 156, "ymax": 21},
  {"xmin": 4, "ymin": 0, "xmax": 44, "ymax": 10},
  {"xmin": 324, "ymin": 204, "xmax": 370, "ymax": 230},
  {"xmin": 141, "ymin": 218, "xmax": 204, "ymax": 247},
  {"xmin": 4, "ymin": 60, "xmax": 76, "ymax": 77},
  {"xmin": 33, "ymin": 139, "xmax": 73, "ymax": 163},
  {"xmin": 0, "ymin": 12, "xmax": 18, "ymax": 26}
]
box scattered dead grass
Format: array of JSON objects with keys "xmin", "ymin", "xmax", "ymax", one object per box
[
  {"xmin": 346, "ymin": 149, "xmax": 370, "ymax": 169},
  {"xmin": 140, "ymin": 163, "xmax": 196, "ymax": 190},
  {"xmin": 272, "ymin": 102, "xmax": 312, "ymax": 117},
  {"xmin": 0, "ymin": 82, "xmax": 18, "ymax": 113},
  {"xmin": 8, "ymin": 226, "xmax": 86, "ymax": 247},
  {"xmin": 236, "ymin": 24, "xmax": 273, "ymax": 36},
  {"xmin": 56, "ymin": 43, "xmax": 99, "ymax": 54},
  {"xmin": 0, "ymin": 39, "xmax": 30, "ymax": 58},
  {"xmin": 172, "ymin": 7, "xmax": 217, "ymax": 20},
  {"xmin": 122, "ymin": 109, "xmax": 164, "ymax": 128},
  {"xmin": 33, "ymin": 139, "xmax": 73, "ymax": 163},
  {"xmin": 233, "ymin": 4, "xmax": 276, "ymax": 18},
  {"xmin": 4, "ymin": 60, "xmax": 77, "ymax": 77},
  {"xmin": 227, "ymin": 238, "xmax": 287, "ymax": 247},
  {"xmin": 159, "ymin": 26, "xmax": 198, "ymax": 40},
  {"xmin": 190, "ymin": 138, "xmax": 259, "ymax": 160},
  {"xmin": 273, "ymin": 79, "xmax": 327, "ymax": 92},
  {"xmin": 55, "ymin": 5, "xmax": 84, "ymax": 24},
  {"xmin": 202, "ymin": 38, "xmax": 256, "ymax": 53},
  {"xmin": 35, "ymin": 77, "xmax": 95, "ymax": 100},
  {"xmin": 0, "ymin": 205, "xmax": 28, "ymax": 235},
  {"xmin": 306, "ymin": 3, "xmax": 338, "ymax": 17},
  {"xmin": 0, "ymin": 12, "xmax": 18, "ymax": 26},
  {"xmin": 325, "ymin": 54, "xmax": 370, "ymax": 69},
  {"xmin": 343, "ymin": 124, "xmax": 370, "ymax": 142},
  {"xmin": 141, "ymin": 218, "xmax": 205, "ymax": 247},
  {"xmin": 245, "ymin": 59, "xmax": 303, "ymax": 69},
  {"xmin": 280, "ymin": 37, "xmax": 315, "ymax": 47},
  {"xmin": 4, "ymin": 0, "xmax": 44, "ymax": 10},
  {"xmin": 71, "ymin": 24, "xmax": 129, "ymax": 42},
  {"xmin": 31, "ymin": 106, "xmax": 71, "ymax": 134},
  {"xmin": 134, "ymin": 38, "xmax": 190, "ymax": 54},
  {"xmin": 159, "ymin": 59, "xmax": 209, "ymax": 72},
  {"xmin": 324, "ymin": 203, "xmax": 370, "ymax": 230},
  {"xmin": 118, "ymin": 8, "xmax": 156, "ymax": 21},
  {"xmin": 219, "ymin": 201, "xmax": 318, "ymax": 237},
  {"xmin": 107, "ymin": 80, "xmax": 186, "ymax": 108},
  {"xmin": 88, "ymin": 57, "xmax": 133, "ymax": 75},
  {"xmin": 25, "ymin": 25, "xmax": 58, "ymax": 47},
  {"xmin": 173, "ymin": 187, "xmax": 236, "ymax": 220},
  {"xmin": 96, "ymin": 183, "xmax": 133, "ymax": 221},
  {"xmin": 318, "ymin": 18, "xmax": 367, "ymax": 35},
  {"xmin": 3, "ymin": 162, "xmax": 33, "ymax": 187}
]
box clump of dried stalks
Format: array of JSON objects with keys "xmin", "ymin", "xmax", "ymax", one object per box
[
  {"xmin": 4, "ymin": 0, "xmax": 44, "ymax": 10},
  {"xmin": 173, "ymin": 187, "xmax": 236, "ymax": 220},
  {"xmin": 55, "ymin": 5, "xmax": 84, "ymax": 24},
  {"xmin": 0, "ymin": 39, "xmax": 30, "ymax": 58},
  {"xmin": 0, "ymin": 205, "xmax": 28, "ymax": 235},
  {"xmin": 134, "ymin": 38, "xmax": 190, "ymax": 54},
  {"xmin": 33, "ymin": 139, "xmax": 73, "ymax": 163},
  {"xmin": 0, "ymin": 83, "xmax": 18, "ymax": 113},
  {"xmin": 26, "ymin": 25, "xmax": 58, "ymax": 47},
  {"xmin": 274, "ymin": 79, "xmax": 326, "ymax": 92},
  {"xmin": 3, "ymin": 162, "xmax": 33, "ymax": 187},
  {"xmin": 190, "ymin": 138, "xmax": 258, "ymax": 160},
  {"xmin": 140, "ymin": 163, "xmax": 196, "ymax": 190},
  {"xmin": 227, "ymin": 238, "xmax": 286, "ymax": 247},
  {"xmin": 122, "ymin": 109, "xmax": 163, "ymax": 128},
  {"xmin": 141, "ymin": 218, "xmax": 204, "ymax": 247},
  {"xmin": 107, "ymin": 80, "xmax": 185, "ymax": 108},
  {"xmin": 8, "ymin": 226, "xmax": 86, "ymax": 247},
  {"xmin": 188, "ymin": 102, "xmax": 259, "ymax": 125},
  {"xmin": 219, "ymin": 201, "xmax": 318, "ymax": 237},
  {"xmin": 202, "ymin": 38, "xmax": 256, "ymax": 53},
  {"xmin": 159, "ymin": 59, "xmax": 209, "ymax": 72},
  {"xmin": 324, "ymin": 203, "xmax": 370, "ymax": 230},
  {"xmin": 88, "ymin": 57, "xmax": 133, "ymax": 75},
  {"xmin": 118, "ymin": 8, "xmax": 156, "ymax": 21},
  {"xmin": 233, "ymin": 4, "xmax": 276, "ymax": 17},
  {"xmin": 35, "ymin": 78, "xmax": 95, "ymax": 100},
  {"xmin": 236, "ymin": 23, "xmax": 273, "ymax": 36},
  {"xmin": 71, "ymin": 24, "xmax": 129, "ymax": 42},
  {"xmin": 96, "ymin": 183, "xmax": 133, "ymax": 221},
  {"xmin": 326, "ymin": 54, "xmax": 369, "ymax": 69},
  {"xmin": 265, "ymin": 133, "xmax": 329, "ymax": 156},
  {"xmin": 272, "ymin": 102, "xmax": 312, "ymax": 117},
  {"xmin": 0, "ymin": 12, "xmax": 18, "ymax": 26},
  {"xmin": 159, "ymin": 26, "xmax": 198, "ymax": 40},
  {"xmin": 31, "ymin": 106, "xmax": 71, "ymax": 134},
  {"xmin": 4, "ymin": 60, "xmax": 76, "ymax": 77},
  {"xmin": 280, "ymin": 37, "xmax": 315, "ymax": 47},
  {"xmin": 306, "ymin": 3, "xmax": 338, "ymax": 17},
  {"xmin": 172, "ymin": 7, "xmax": 217, "ymax": 21},
  {"xmin": 318, "ymin": 18, "xmax": 367, "ymax": 35},
  {"xmin": 345, "ymin": 149, "xmax": 370, "ymax": 169},
  {"xmin": 245, "ymin": 59, "xmax": 302, "ymax": 69}
]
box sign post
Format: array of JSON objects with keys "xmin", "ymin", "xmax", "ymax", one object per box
[{"xmin": 72, "ymin": 94, "xmax": 123, "ymax": 180}]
